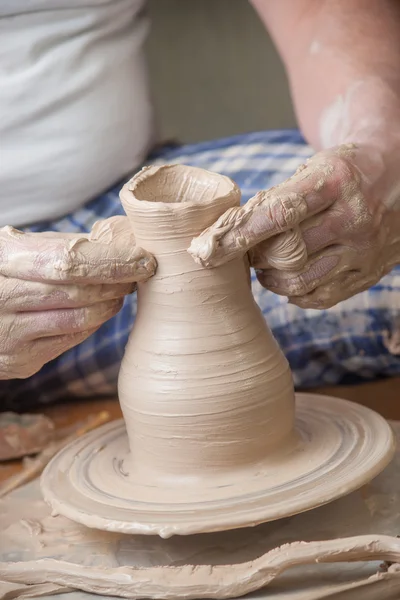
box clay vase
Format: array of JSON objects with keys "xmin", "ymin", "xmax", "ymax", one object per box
[
  {"xmin": 39, "ymin": 163, "xmax": 395, "ymax": 538},
  {"xmin": 119, "ymin": 165, "xmax": 295, "ymax": 486}
]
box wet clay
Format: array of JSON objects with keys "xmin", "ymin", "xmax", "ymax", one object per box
[
  {"xmin": 118, "ymin": 165, "xmax": 294, "ymax": 480},
  {"xmin": 40, "ymin": 165, "xmax": 395, "ymax": 537},
  {"xmin": 1, "ymin": 535, "xmax": 399, "ymax": 599},
  {"xmin": 40, "ymin": 395, "xmax": 395, "ymax": 537},
  {"xmin": 0, "ymin": 413, "xmax": 54, "ymax": 461},
  {"xmin": 3, "ymin": 424, "xmax": 400, "ymax": 599}
]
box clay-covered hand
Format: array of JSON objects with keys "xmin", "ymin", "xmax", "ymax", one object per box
[
  {"xmin": 189, "ymin": 144, "xmax": 400, "ymax": 308},
  {"xmin": 0, "ymin": 216, "xmax": 156, "ymax": 379}
]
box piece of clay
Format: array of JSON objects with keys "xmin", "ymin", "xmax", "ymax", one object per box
[
  {"xmin": 40, "ymin": 393, "xmax": 395, "ymax": 537},
  {"xmin": 1, "ymin": 535, "xmax": 399, "ymax": 599},
  {"xmin": 0, "ymin": 413, "xmax": 54, "ymax": 462},
  {"xmin": 40, "ymin": 165, "xmax": 395, "ymax": 536},
  {"xmin": 118, "ymin": 165, "xmax": 295, "ymax": 479},
  {"xmin": 0, "ymin": 581, "xmax": 69, "ymax": 599},
  {"xmin": 0, "ymin": 412, "xmax": 109, "ymax": 498},
  {"xmin": 4, "ymin": 430, "xmax": 400, "ymax": 599}
]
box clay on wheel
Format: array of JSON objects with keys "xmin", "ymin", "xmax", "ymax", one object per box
[
  {"xmin": 40, "ymin": 165, "xmax": 395, "ymax": 536},
  {"xmin": 40, "ymin": 392, "xmax": 395, "ymax": 537},
  {"xmin": 118, "ymin": 165, "xmax": 295, "ymax": 485}
]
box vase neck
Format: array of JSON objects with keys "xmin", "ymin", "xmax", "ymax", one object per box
[{"xmin": 120, "ymin": 164, "xmax": 241, "ymax": 255}]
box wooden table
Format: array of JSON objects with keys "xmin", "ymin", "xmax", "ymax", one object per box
[{"xmin": 1, "ymin": 377, "xmax": 399, "ymax": 483}]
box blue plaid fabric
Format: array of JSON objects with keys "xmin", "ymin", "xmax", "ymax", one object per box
[{"xmin": 2, "ymin": 130, "xmax": 399, "ymax": 409}]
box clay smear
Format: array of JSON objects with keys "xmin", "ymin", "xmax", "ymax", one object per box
[
  {"xmin": 1, "ymin": 535, "xmax": 399, "ymax": 599},
  {"xmin": 0, "ymin": 413, "xmax": 54, "ymax": 461}
]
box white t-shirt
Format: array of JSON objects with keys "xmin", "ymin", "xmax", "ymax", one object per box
[{"xmin": 0, "ymin": 0, "xmax": 155, "ymax": 227}]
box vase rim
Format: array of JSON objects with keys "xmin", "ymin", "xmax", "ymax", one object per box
[{"xmin": 120, "ymin": 164, "xmax": 241, "ymax": 211}]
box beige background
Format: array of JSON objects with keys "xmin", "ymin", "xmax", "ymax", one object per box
[{"xmin": 145, "ymin": 0, "xmax": 297, "ymax": 143}]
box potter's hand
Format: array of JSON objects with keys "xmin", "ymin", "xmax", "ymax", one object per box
[
  {"xmin": 0, "ymin": 216, "xmax": 156, "ymax": 379},
  {"xmin": 190, "ymin": 145, "xmax": 400, "ymax": 308}
]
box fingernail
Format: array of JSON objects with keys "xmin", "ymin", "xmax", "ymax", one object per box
[
  {"xmin": 135, "ymin": 254, "xmax": 157, "ymax": 278},
  {"xmin": 256, "ymin": 270, "xmax": 279, "ymax": 288}
]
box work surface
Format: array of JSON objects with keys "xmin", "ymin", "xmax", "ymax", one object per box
[
  {"xmin": 1, "ymin": 422, "xmax": 399, "ymax": 598},
  {"xmin": 1, "ymin": 377, "xmax": 399, "ymax": 484},
  {"xmin": 0, "ymin": 378, "xmax": 399, "ymax": 599}
]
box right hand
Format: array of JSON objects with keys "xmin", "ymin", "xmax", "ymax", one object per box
[{"xmin": 0, "ymin": 216, "xmax": 156, "ymax": 379}]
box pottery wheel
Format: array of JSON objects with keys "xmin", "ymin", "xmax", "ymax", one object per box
[{"xmin": 41, "ymin": 393, "xmax": 395, "ymax": 537}]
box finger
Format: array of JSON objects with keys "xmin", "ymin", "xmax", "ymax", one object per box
[
  {"xmin": 0, "ymin": 218, "xmax": 156, "ymax": 284},
  {"xmin": 300, "ymin": 202, "xmax": 365, "ymax": 256},
  {"xmin": 300, "ymin": 210, "xmax": 341, "ymax": 255},
  {"xmin": 264, "ymin": 192, "xmax": 369, "ymax": 262},
  {"xmin": 27, "ymin": 217, "xmax": 134, "ymax": 242},
  {"xmin": 89, "ymin": 215, "xmax": 130, "ymax": 243},
  {"xmin": 0, "ymin": 276, "xmax": 135, "ymax": 312},
  {"xmin": 249, "ymin": 227, "xmax": 308, "ymax": 271},
  {"xmin": 189, "ymin": 190, "xmax": 310, "ymax": 268},
  {"xmin": 288, "ymin": 269, "xmax": 376, "ymax": 310},
  {"xmin": 9, "ymin": 298, "xmax": 123, "ymax": 341},
  {"xmin": 189, "ymin": 153, "xmax": 352, "ymax": 267},
  {"xmin": 32, "ymin": 327, "xmax": 101, "ymax": 365},
  {"xmin": 256, "ymin": 245, "xmax": 360, "ymax": 297},
  {"xmin": 3, "ymin": 328, "xmax": 100, "ymax": 379}
]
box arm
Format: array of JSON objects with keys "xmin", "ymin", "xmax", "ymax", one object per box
[
  {"xmin": 191, "ymin": 0, "xmax": 400, "ymax": 308},
  {"xmin": 250, "ymin": 0, "xmax": 400, "ymax": 156}
]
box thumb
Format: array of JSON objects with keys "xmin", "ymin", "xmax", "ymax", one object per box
[
  {"xmin": 189, "ymin": 189, "xmax": 309, "ymax": 267},
  {"xmin": 83, "ymin": 215, "xmax": 157, "ymax": 283},
  {"xmin": 188, "ymin": 152, "xmax": 340, "ymax": 268},
  {"xmin": 0, "ymin": 217, "xmax": 156, "ymax": 284}
]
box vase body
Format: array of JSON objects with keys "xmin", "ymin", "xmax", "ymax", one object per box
[{"xmin": 119, "ymin": 165, "xmax": 295, "ymax": 484}]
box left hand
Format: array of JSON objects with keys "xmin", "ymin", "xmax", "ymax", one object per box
[
  {"xmin": 0, "ymin": 216, "xmax": 156, "ymax": 380},
  {"xmin": 189, "ymin": 144, "xmax": 400, "ymax": 309}
]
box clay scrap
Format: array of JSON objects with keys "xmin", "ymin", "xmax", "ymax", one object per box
[
  {"xmin": 1, "ymin": 535, "xmax": 400, "ymax": 599},
  {"xmin": 0, "ymin": 412, "xmax": 110, "ymax": 498},
  {"xmin": 0, "ymin": 413, "xmax": 54, "ymax": 462},
  {"xmin": 1, "ymin": 423, "xmax": 400, "ymax": 600}
]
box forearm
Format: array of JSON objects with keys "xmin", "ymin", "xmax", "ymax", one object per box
[
  {"xmin": 252, "ymin": 0, "xmax": 400, "ymax": 155},
  {"xmin": 196, "ymin": 1, "xmax": 400, "ymax": 306}
]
